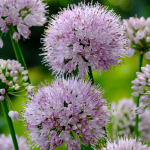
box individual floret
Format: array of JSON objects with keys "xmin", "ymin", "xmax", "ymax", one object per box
[
  {"xmin": 42, "ymin": 2, "xmax": 127, "ymax": 78},
  {"xmin": 23, "ymin": 78, "xmax": 109, "ymax": 150}
]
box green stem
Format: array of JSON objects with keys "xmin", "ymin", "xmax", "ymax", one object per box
[
  {"xmin": 1, "ymin": 32, "xmax": 4, "ymax": 38},
  {"xmin": 1, "ymin": 99, "xmax": 19, "ymax": 150},
  {"xmin": 87, "ymin": 66, "xmax": 94, "ymax": 85},
  {"xmin": 87, "ymin": 66, "xmax": 107, "ymax": 147},
  {"xmin": 135, "ymin": 53, "xmax": 143, "ymax": 138},
  {"xmin": 8, "ymin": 25, "xmax": 30, "ymax": 83}
]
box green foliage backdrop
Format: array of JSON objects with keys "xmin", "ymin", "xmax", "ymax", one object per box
[{"xmin": 1, "ymin": 0, "xmax": 150, "ymax": 149}]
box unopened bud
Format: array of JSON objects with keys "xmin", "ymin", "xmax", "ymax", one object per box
[
  {"xmin": 135, "ymin": 106, "xmax": 145, "ymax": 114},
  {"xmin": 0, "ymin": 88, "xmax": 5, "ymax": 95},
  {"xmin": 13, "ymin": 77, "xmax": 18, "ymax": 83},
  {"xmin": 15, "ymin": 84, "xmax": 20, "ymax": 91},
  {"xmin": 0, "ymin": 96, "xmax": 4, "ymax": 101},
  {"xmin": 22, "ymin": 70, "xmax": 28, "ymax": 75},
  {"xmin": 132, "ymin": 92, "xmax": 139, "ymax": 97},
  {"xmin": 23, "ymin": 76, "xmax": 28, "ymax": 82},
  {"xmin": 8, "ymin": 110, "xmax": 19, "ymax": 120},
  {"xmin": 139, "ymin": 95, "xmax": 149, "ymax": 102},
  {"xmin": 8, "ymin": 81, "xmax": 13, "ymax": 86}
]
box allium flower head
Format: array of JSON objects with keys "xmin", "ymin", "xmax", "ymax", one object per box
[
  {"xmin": 0, "ymin": 0, "xmax": 48, "ymax": 41},
  {"xmin": 131, "ymin": 64, "xmax": 150, "ymax": 111},
  {"xmin": 112, "ymin": 98, "xmax": 150, "ymax": 141},
  {"xmin": 124, "ymin": 16, "xmax": 150, "ymax": 58},
  {"xmin": 0, "ymin": 134, "xmax": 29, "ymax": 150},
  {"xmin": 0, "ymin": 59, "xmax": 29, "ymax": 100},
  {"xmin": 101, "ymin": 138, "xmax": 150, "ymax": 150},
  {"xmin": 42, "ymin": 2, "xmax": 127, "ymax": 78},
  {"xmin": 23, "ymin": 78, "xmax": 109, "ymax": 150}
]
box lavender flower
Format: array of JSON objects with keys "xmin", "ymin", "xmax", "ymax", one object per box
[
  {"xmin": 42, "ymin": 2, "xmax": 127, "ymax": 78},
  {"xmin": 124, "ymin": 16, "xmax": 150, "ymax": 58},
  {"xmin": 0, "ymin": 0, "xmax": 47, "ymax": 43},
  {"xmin": 0, "ymin": 59, "xmax": 29, "ymax": 100},
  {"xmin": 131, "ymin": 64, "xmax": 150, "ymax": 112},
  {"xmin": 23, "ymin": 78, "xmax": 109, "ymax": 150},
  {"xmin": 0, "ymin": 134, "xmax": 29, "ymax": 150},
  {"xmin": 112, "ymin": 98, "xmax": 150, "ymax": 141},
  {"xmin": 101, "ymin": 138, "xmax": 150, "ymax": 150}
]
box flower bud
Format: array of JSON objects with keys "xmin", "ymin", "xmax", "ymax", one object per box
[
  {"xmin": 23, "ymin": 83, "xmax": 29, "ymax": 87},
  {"xmin": 131, "ymin": 79, "xmax": 139, "ymax": 86},
  {"xmin": 132, "ymin": 92, "xmax": 139, "ymax": 97},
  {"xmin": 13, "ymin": 77, "xmax": 18, "ymax": 83},
  {"xmin": 1, "ymin": 62, "xmax": 6, "ymax": 69},
  {"xmin": 135, "ymin": 106, "xmax": 145, "ymax": 114},
  {"xmin": 8, "ymin": 110, "xmax": 19, "ymax": 120},
  {"xmin": 139, "ymin": 95, "xmax": 149, "ymax": 102},
  {"xmin": 22, "ymin": 70, "xmax": 28, "ymax": 75},
  {"xmin": 146, "ymin": 37, "xmax": 150, "ymax": 42},
  {"xmin": 15, "ymin": 84, "xmax": 20, "ymax": 91},
  {"xmin": 8, "ymin": 81, "xmax": 13, "ymax": 86},
  {"xmin": 0, "ymin": 88, "xmax": 5, "ymax": 95},
  {"xmin": 145, "ymin": 101, "xmax": 150, "ymax": 107},
  {"xmin": 2, "ymin": 78, "xmax": 6, "ymax": 83},
  {"xmin": 6, "ymin": 72, "xmax": 9, "ymax": 77},
  {"xmin": 0, "ymin": 38, "xmax": 3, "ymax": 48},
  {"xmin": 131, "ymin": 86, "xmax": 139, "ymax": 91},
  {"xmin": 23, "ymin": 76, "xmax": 28, "ymax": 82},
  {"xmin": 0, "ymin": 96, "xmax": 4, "ymax": 101}
]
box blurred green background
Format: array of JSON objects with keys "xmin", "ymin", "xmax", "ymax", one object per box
[{"xmin": 0, "ymin": 0, "xmax": 150, "ymax": 149}]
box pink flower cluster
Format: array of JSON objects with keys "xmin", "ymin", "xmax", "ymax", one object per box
[
  {"xmin": 42, "ymin": 2, "xmax": 127, "ymax": 78},
  {"xmin": 101, "ymin": 138, "xmax": 150, "ymax": 150},
  {"xmin": 112, "ymin": 98, "xmax": 150, "ymax": 141},
  {"xmin": 124, "ymin": 17, "xmax": 150, "ymax": 58},
  {"xmin": 0, "ymin": 0, "xmax": 47, "ymax": 41},
  {"xmin": 23, "ymin": 78, "xmax": 109, "ymax": 150}
]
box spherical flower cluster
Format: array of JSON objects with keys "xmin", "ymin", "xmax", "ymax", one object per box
[
  {"xmin": 131, "ymin": 64, "xmax": 150, "ymax": 112},
  {"xmin": 124, "ymin": 16, "xmax": 150, "ymax": 58},
  {"xmin": 0, "ymin": 134, "xmax": 29, "ymax": 150},
  {"xmin": 112, "ymin": 98, "xmax": 150, "ymax": 141},
  {"xmin": 23, "ymin": 78, "xmax": 109, "ymax": 150},
  {"xmin": 101, "ymin": 138, "xmax": 150, "ymax": 150},
  {"xmin": 0, "ymin": 59, "xmax": 29, "ymax": 101},
  {"xmin": 0, "ymin": 0, "xmax": 47, "ymax": 43},
  {"xmin": 42, "ymin": 2, "xmax": 127, "ymax": 78}
]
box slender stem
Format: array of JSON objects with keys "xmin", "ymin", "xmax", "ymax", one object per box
[
  {"xmin": 135, "ymin": 53, "xmax": 143, "ymax": 138},
  {"xmin": 1, "ymin": 99, "xmax": 19, "ymax": 150},
  {"xmin": 8, "ymin": 25, "xmax": 30, "ymax": 83},
  {"xmin": 87, "ymin": 65, "xmax": 107, "ymax": 147},
  {"xmin": 1, "ymin": 32, "xmax": 4, "ymax": 38},
  {"xmin": 87, "ymin": 66, "xmax": 94, "ymax": 85}
]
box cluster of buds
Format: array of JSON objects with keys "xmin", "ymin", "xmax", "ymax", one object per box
[
  {"xmin": 131, "ymin": 64, "xmax": 150, "ymax": 112},
  {"xmin": 124, "ymin": 16, "xmax": 150, "ymax": 58},
  {"xmin": 0, "ymin": 59, "xmax": 29, "ymax": 101},
  {"xmin": 112, "ymin": 98, "xmax": 150, "ymax": 141}
]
